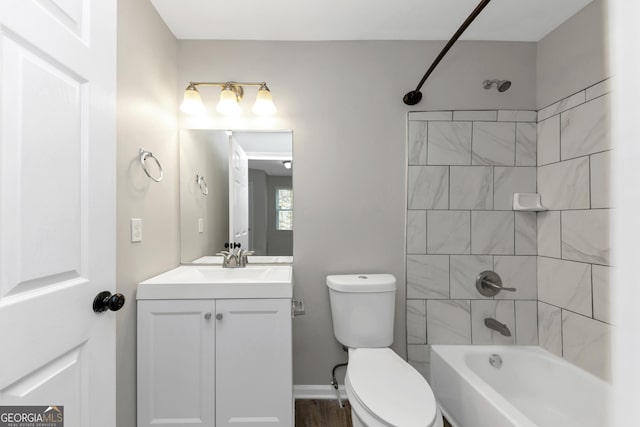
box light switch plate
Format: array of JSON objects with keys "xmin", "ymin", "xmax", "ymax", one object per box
[
  {"xmin": 131, "ymin": 218, "xmax": 142, "ymax": 242},
  {"xmin": 198, "ymin": 218, "xmax": 204, "ymax": 233}
]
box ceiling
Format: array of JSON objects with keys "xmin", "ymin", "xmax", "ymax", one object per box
[
  {"xmin": 234, "ymin": 131, "xmax": 293, "ymax": 176},
  {"xmin": 248, "ymin": 159, "xmax": 292, "ymax": 177},
  {"xmin": 150, "ymin": 0, "xmax": 593, "ymax": 42}
]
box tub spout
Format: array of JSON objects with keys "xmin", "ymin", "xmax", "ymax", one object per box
[{"xmin": 484, "ymin": 318, "xmax": 511, "ymax": 337}]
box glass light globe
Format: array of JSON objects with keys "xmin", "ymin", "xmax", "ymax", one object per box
[
  {"xmin": 252, "ymin": 86, "xmax": 277, "ymax": 115},
  {"xmin": 179, "ymin": 87, "xmax": 205, "ymax": 115},
  {"xmin": 216, "ymin": 87, "xmax": 241, "ymax": 115}
]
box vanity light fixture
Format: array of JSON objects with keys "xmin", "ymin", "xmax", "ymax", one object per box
[
  {"xmin": 180, "ymin": 81, "xmax": 277, "ymax": 116},
  {"xmin": 282, "ymin": 160, "xmax": 292, "ymax": 170}
]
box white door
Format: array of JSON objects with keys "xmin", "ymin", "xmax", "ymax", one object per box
[
  {"xmin": 0, "ymin": 0, "xmax": 117, "ymax": 426},
  {"xmin": 229, "ymin": 135, "xmax": 249, "ymax": 248}
]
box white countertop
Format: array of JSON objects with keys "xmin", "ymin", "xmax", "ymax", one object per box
[{"xmin": 137, "ymin": 265, "xmax": 293, "ymax": 300}]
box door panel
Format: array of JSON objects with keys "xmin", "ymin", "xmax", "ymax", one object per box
[
  {"xmin": 31, "ymin": 0, "xmax": 87, "ymax": 38},
  {"xmin": 215, "ymin": 299, "xmax": 292, "ymax": 426},
  {"xmin": 1, "ymin": 345, "xmax": 87, "ymax": 426},
  {"xmin": 0, "ymin": 0, "xmax": 116, "ymax": 425},
  {"xmin": 1, "ymin": 33, "xmax": 84, "ymax": 297},
  {"xmin": 137, "ymin": 300, "xmax": 216, "ymax": 427}
]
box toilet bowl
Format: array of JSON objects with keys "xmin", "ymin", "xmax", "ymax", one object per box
[
  {"xmin": 326, "ymin": 274, "xmax": 444, "ymax": 427},
  {"xmin": 345, "ymin": 348, "xmax": 443, "ymax": 427}
]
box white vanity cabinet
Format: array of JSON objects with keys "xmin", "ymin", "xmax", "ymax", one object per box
[
  {"xmin": 137, "ymin": 299, "xmax": 216, "ymax": 426},
  {"xmin": 137, "ymin": 297, "xmax": 293, "ymax": 427}
]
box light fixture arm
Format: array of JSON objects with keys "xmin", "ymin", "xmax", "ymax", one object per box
[
  {"xmin": 187, "ymin": 81, "xmax": 267, "ymax": 87},
  {"xmin": 186, "ymin": 81, "xmax": 269, "ymax": 101}
]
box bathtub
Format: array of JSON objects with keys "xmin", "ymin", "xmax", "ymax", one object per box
[{"xmin": 430, "ymin": 345, "xmax": 612, "ymax": 427}]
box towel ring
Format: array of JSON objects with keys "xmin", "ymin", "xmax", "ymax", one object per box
[
  {"xmin": 139, "ymin": 149, "xmax": 163, "ymax": 182},
  {"xmin": 196, "ymin": 174, "xmax": 209, "ymax": 195}
]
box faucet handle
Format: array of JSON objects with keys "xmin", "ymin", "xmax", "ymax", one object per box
[
  {"xmin": 239, "ymin": 250, "xmax": 255, "ymax": 267},
  {"xmin": 216, "ymin": 251, "xmax": 230, "ymax": 256},
  {"xmin": 483, "ymin": 280, "xmax": 516, "ymax": 292},
  {"xmin": 476, "ymin": 271, "xmax": 517, "ymax": 297}
]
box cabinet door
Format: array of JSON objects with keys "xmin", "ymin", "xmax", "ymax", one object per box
[
  {"xmin": 137, "ymin": 300, "xmax": 216, "ymax": 427},
  {"xmin": 216, "ymin": 299, "xmax": 292, "ymax": 426}
]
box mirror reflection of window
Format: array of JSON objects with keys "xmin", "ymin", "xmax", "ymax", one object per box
[{"xmin": 276, "ymin": 188, "xmax": 293, "ymax": 231}]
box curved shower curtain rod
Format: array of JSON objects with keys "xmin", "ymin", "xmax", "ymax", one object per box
[{"xmin": 403, "ymin": 0, "xmax": 493, "ymax": 105}]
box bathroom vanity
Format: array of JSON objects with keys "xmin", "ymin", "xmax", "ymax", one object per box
[{"xmin": 136, "ymin": 265, "xmax": 293, "ymax": 427}]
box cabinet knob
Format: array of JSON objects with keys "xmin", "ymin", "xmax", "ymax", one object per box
[
  {"xmin": 216, "ymin": 313, "xmax": 223, "ymax": 320},
  {"xmin": 204, "ymin": 312, "xmax": 212, "ymax": 320}
]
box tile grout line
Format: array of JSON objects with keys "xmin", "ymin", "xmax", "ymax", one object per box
[
  {"xmin": 425, "ymin": 121, "xmax": 429, "ymax": 166},
  {"xmin": 588, "ymin": 155, "xmax": 593, "ymax": 210},
  {"xmin": 560, "ymin": 308, "xmax": 565, "ymax": 357},
  {"xmin": 590, "ymin": 264, "xmax": 595, "ymax": 321},
  {"xmin": 513, "ymin": 299, "xmax": 518, "ymax": 344},
  {"xmin": 538, "ymin": 89, "xmax": 612, "ymax": 122}
]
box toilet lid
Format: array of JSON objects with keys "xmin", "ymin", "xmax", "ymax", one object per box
[{"xmin": 347, "ymin": 348, "xmax": 437, "ymax": 427}]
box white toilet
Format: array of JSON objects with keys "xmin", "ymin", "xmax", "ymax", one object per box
[{"xmin": 327, "ymin": 274, "xmax": 443, "ymax": 427}]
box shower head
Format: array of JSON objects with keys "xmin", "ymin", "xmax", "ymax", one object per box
[
  {"xmin": 483, "ymin": 79, "xmax": 512, "ymax": 92},
  {"xmin": 497, "ymin": 80, "xmax": 511, "ymax": 92}
]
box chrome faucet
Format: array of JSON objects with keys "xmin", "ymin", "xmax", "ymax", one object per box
[
  {"xmin": 484, "ymin": 318, "xmax": 511, "ymax": 337},
  {"xmin": 237, "ymin": 249, "xmax": 255, "ymax": 267},
  {"xmin": 216, "ymin": 248, "xmax": 255, "ymax": 268},
  {"xmin": 216, "ymin": 250, "xmax": 239, "ymax": 268}
]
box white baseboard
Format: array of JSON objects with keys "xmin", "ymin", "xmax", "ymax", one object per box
[{"xmin": 294, "ymin": 384, "xmax": 347, "ymax": 400}]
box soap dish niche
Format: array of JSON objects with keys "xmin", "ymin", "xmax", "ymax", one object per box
[{"xmin": 512, "ymin": 193, "xmax": 547, "ymax": 211}]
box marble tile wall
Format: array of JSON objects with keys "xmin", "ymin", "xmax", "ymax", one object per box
[
  {"xmin": 405, "ymin": 110, "xmax": 539, "ymax": 380},
  {"xmin": 536, "ymin": 78, "xmax": 613, "ymax": 381},
  {"xmin": 406, "ymin": 79, "xmax": 613, "ymax": 383}
]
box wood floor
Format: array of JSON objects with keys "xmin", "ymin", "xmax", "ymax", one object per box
[
  {"xmin": 295, "ymin": 399, "xmax": 452, "ymax": 426},
  {"xmin": 295, "ymin": 399, "xmax": 352, "ymax": 426}
]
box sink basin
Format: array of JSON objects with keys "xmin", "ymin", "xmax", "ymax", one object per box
[{"xmin": 137, "ymin": 265, "xmax": 293, "ymax": 300}]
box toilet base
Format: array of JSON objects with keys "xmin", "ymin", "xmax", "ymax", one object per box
[
  {"xmin": 350, "ymin": 405, "xmax": 444, "ymax": 427},
  {"xmin": 351, "ymin": 409, "xmax": 365, "ymax": 427}
]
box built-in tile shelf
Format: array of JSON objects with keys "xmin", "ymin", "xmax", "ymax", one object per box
[{"xmin": 513, "ymin": 193, "xmax": 547, "ymax": 211}]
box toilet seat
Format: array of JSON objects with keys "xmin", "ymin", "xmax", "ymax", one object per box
[{"xmin": 345, "ymin": 348, "xmax": 439, "ymax": 427}]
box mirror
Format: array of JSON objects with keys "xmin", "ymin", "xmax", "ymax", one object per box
[{"xmin": 179, "ymin": 129, "xmax": 293, "ymax": 264}]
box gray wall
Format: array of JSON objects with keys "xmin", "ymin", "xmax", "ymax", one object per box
[
  {"xmin": 116, "ymin": 0, "xmax": 178, "ymax": 425},
  {"xmin": 249, "ymin": 169, "xmax": 268, "ymax": 255},
  {"xmin": 180, "ymin": 130, "xmax": 229, "ymax": 262},
  {"xmin": 537, "ymin": 0, "xmax": 609, "ymax": 108},
  {"xmin": 177, "ymin": 40, "xmax": 537, "ymax": 385}
]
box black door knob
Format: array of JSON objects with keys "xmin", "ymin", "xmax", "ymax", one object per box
[{"xmin": 93, "ymin": 291, "xmax": 126, "ymax": 313}]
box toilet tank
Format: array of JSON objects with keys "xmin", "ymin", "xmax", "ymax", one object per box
[{"xmin": 326, "ymin": 274, "xmax": 396, "ymax": 348}]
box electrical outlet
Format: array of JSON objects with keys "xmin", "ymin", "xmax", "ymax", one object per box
[
  {"xmin": 198, "ymin": 218, "xmax": 204, "ymax": 233},
  {"xmin": 131, "ymin": 218, "xmax": 142, "ymax": 242}
]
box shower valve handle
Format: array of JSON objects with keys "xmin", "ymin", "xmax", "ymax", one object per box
[
  {"xmin": 476, "ymin": 271, "xmax": 517, "ymax": 297},
  {"xmin": 482, "ymin": 279, "xmax": 516, "ymax": 292}
]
